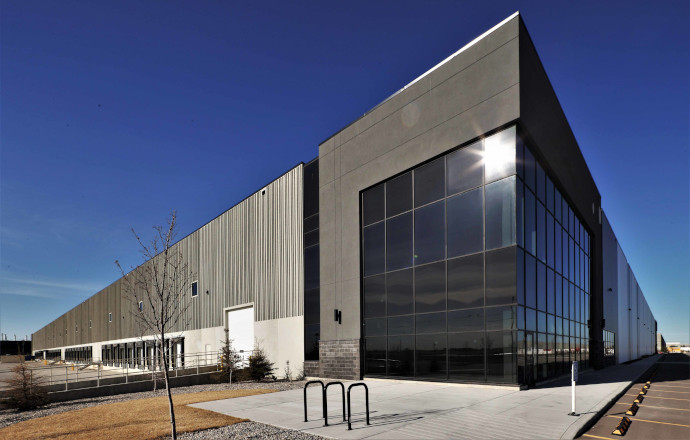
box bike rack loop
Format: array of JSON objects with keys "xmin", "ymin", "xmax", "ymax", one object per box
[
  {"xmin": 347, "ymin": 383, "xmax": 370, "ymax": 430},
  {"xmin": 323, "ymin": 381, "xmax": 346, "ymax": 426},
  {"xmin": 303, "ymin": 380, "xmax": 325, "ymax": 422}
]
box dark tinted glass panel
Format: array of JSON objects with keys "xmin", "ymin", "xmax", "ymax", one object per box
[
  {"xmin": 485, "ymin": 246, "xmax": 517, "ymax": 306},
  {"xmin": 447, "ymin": 189, "xmax": 483, "ymax": 257},
  {"xmin": 485, "ymin": 177, "xmax": 516, "ymax": 250},
  {"xmin": 414, "ymin": 157, "xmax": 445, "ymax": 207},
  {"xmin": 416, "ymin": 312, "xmax": 446, "ymax": 334},
  {"xmin": 364, "ymin": 275, "xmax": 385, "ymax": 318},
  {"xmin": 523, "ymin": 147, "xmax": 536, "ymax": 191},
  {"xmin": 547, "ymin": 212, "xmax": 555, "ymax": 268},
  {"xmin": 388, "ymin": 335, "xmax": 414, "ymax": 376},
  {"xmin": 537, "ymin": 202, "xmax": 546, "ymax": 262},
  {"xmin": 303, "ymin": 160, "xmax": 319, "ymax": 218},
  {"xmin": 517, "ymin": 248, "xmax": 526, "ymax": 308},
  {"xmin": 526, "ymin": 308, "xmax": 537, "ymax": 331},
  {"xmin": 555, "ymin": 223, "xmax": 562, "ymax": 274},
  {"xmin": 548, "ymin": 314, "xmax": 555, "ymax": 334},
  {"xmin": 562, "ymin": 229, "xmax": 569, "ymax": 279},
  {"xmin": 484, "ymin": 126, "xmax": 516, "ymax": 183},
  {"xmin": 525, "ymin": 253, "xmax": 536, "ymax": 308},
  {"xmin": 386, "ymin": 213, "xmax": 413, "ymax": 271},
  {"xmin": 569, "ymin": 237, "xmax": 575, "ymax": 282},
  {"xmin": 386, "ymin": 172, "xmax": 412, "ymax": 217},
  {"xmin": 518, "ymin": 306, "xmax": 525, "ymax": 330},
  {"xmin": 562, "ymin": 282, "xmax": 569, "ymax": 318},
  {"xmin": 304, "ymin": 229, "xmax": 319, "ymax": 247},
  {"xmin": 415, "ymin": 261, "xmax": 446, "ymax": 313},
  {"xmin": 448, "ymin": 308, "xmax": 484, "ymax": 332},
  {"xmin": 546, "ymin": 176, "xmax": 554, "ymax": 214},
  {"xmin": 304, "ymin": 214, "xmax": 319, "ymax": 233},
  {"xmin": 304, "ymin": 288, "xmax": 320, "ymax": 325},
  {"xmin": 388, "ymin": 315, "xmax": 414, "ymax": 335},
  {"xmin": 414, "ymin": 201, "xmax": 445, "ymax": 264},
  {"xmin": 447, "ymin": 141, "xmax": 483, "ymax": 195},
  {"xmin": 449, "ymin": 333, "xmax": 485, "ymax": 380},
  {"xmin": 555, "ymin": 274, "xmax": 562, "ymax": 316},
  {"xmin": 363, "ymin": 223, "xmax": 385, "ymax": 276},
  {"xmin": 525, "ymin": 189, "xmax": 536, "ymax": 255},
  {"xmin": 536, "ymin": 162, "xmax": 546, "ymax": 203},
  {"xmin": 365, "ymin": 318, "xmax": 387, "ymax": 337},
  {"xmin": 365, "ymin": 337, "xmax": 386, "ymax": 375},
  {"xmin": 387, "ymin": 269, "xmax": 413, "ymax": 316},
  {"xmin": 486, "ymin": 331, "xmax": 516, "ymax": 383},
  {"xmin": 517, "ymin": 183, "xmax": 524, "ymax": 248},
  {"xmin": 305, "ymin": 245, "xmax": 320, "ymax": 290},
  {"xmin": 537, "ymin": 262, "xmax": 546, "ymax": 312},
  {"xmin": 554, "ymin": 188, "xmax": 562, "ymax": 224},
  {"xmin": 562, "ymin": 197, "xmax": 569, "ymax": 231},
  {"xmin": 362, "ymin": 184, "xmax": 384, "ymax": 226},
  {"xmin": 416, "ymin": 334, "xmax": 447, "ymax": 378},
  {"xmin": 447, "ymin": 253, "xmax": 484, "ymax": 310},
  {"xmin": 538, "ymin": 312, "xmax": 547, "ymax": 333},
  {"xmin": 569, "ymin": 206, "xmax": 575, "ymax": 238},
  {"xmin": 547, "ymin": 268, "xmax": 555, "ymax": 315},
  {"xmin": 486, "ymin": 305, "xmax": 516, "ymax": 331}
]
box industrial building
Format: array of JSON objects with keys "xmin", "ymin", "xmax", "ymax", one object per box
[{"xmin": 32, "ymin": 12, "xmax": 656, "ymax": 386}]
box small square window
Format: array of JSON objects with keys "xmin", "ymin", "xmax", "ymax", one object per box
[
  {"xmin": 191, "ymin": 281, "xmax": 199, "ymax": 297},
  {"xmin": 138, "ymin": 301, "xmax": 143, "ymax": 312},
  {"xmin": 89, "ymin": 320, "xmax": 92, "ymax": 328},
  {"xmin": 108, "ymin": 313, "xmax": 112, "ymax": 323},
  {"xmin": 75, "ymin": 325, "xmax": 78, "ymax": 332}
]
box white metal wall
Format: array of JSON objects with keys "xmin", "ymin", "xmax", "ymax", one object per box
[{"xmin": 603, "ymin": 211, "xmax": 656, "ymax": 364}]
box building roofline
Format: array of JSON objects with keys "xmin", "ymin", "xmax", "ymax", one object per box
[{"xmin": 319, "ymin": 11, "xmax": 520, "ymax": 146}]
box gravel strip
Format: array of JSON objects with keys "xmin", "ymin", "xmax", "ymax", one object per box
[
  {"xmin": 0, "ymin": 380, "xmax": 308, "ymax": 429},
  {"xmin": 177, "ymin": 421, "xmax": 326, "ymax": 440}
]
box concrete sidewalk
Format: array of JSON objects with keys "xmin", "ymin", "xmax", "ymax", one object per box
[{"xmin": 191, "ymin": 355, "xmax": 659, "ymax": 439}]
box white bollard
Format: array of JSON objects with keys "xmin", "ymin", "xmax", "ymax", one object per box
[{"xmin": 569, "ymin": 361, "xmax": 578, "ymax": 416}]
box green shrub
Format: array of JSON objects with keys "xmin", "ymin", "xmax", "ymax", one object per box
[{"xmin": 248, "ymin": 347, "xmax": 275, "ymax": 381}]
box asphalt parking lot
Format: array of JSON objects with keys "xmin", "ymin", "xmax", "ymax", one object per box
[{"xmin": 581, "ymin": 353, "xmax": 690, "ymax": 440}]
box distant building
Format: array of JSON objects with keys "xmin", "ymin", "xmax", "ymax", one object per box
[
  {"xmin": 0, "ymin": 340, "xmax": 32, "ymax": 356},
  {"xmin": 32, "ymin": 12, "xmax": 657, "ymax": 386}
]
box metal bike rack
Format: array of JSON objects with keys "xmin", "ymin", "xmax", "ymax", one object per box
[
  {"xmin": 347, "ymin": 383, "xmax": 370, "ymax": 430},
  {"xmin": 303, "ymin": 380, "xmax": 325, "ymax": 422},
  {"xmin": 324, "ymin": 381, "xmax": 346, "ymax": 426}
]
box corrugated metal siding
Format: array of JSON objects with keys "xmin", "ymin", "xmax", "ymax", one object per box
[{"xmin": 32, "ymin": 165, "xmax": 303, "ymax": 351}]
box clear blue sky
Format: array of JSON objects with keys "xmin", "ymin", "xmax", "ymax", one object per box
[{"xmin": 1, "ymin": 1, "xmax": 688, "ymax": 345}]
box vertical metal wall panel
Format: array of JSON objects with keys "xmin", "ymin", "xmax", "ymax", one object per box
[{"xmin": 31, "ymin": 165, "xmax": 303, "ymax": 351}]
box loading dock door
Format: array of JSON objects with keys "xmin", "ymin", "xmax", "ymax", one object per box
[{"xmin": 227, "ymin": 306, "xmax": 254, "ymax": 364}]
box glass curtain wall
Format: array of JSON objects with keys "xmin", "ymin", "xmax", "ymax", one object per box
[
  {"xmin": 303, "ymin": 159, "xmax": 320, "ymax": 361},
  {"xmin": 361, "ymin": 125, "xmax": 591, "ymax": 385},
  {"xmin": 516, "ymin": 136, "xmax": 591, "ymax": 384},
  {"xmin": 361, "ymin": 126, "xmax": 519, "ymax": 383}
]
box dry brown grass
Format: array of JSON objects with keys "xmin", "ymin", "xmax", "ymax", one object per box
[{"xmin": 0, "ymin": 388, "xmax": 276, "ymax": 439}]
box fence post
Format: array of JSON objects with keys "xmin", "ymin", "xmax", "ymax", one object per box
[
  {"xmin": 97, "ymin": 364, "xmax": 100, "ymax": 387},
  {"xmin": 126, "ymin": 361, "xmax": 129, "ymax": 383},
  {"xmin": 196, "ymin": 354, "xmax": 199, "ymax": 375},
  {"xmin": 65, "ymin": 366, "xmax": 68, "ymax": 391}
]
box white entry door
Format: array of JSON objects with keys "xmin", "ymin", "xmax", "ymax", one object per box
[{"xmin": 227, "ymin": 306, "xmax": 254, "ymax": 365}]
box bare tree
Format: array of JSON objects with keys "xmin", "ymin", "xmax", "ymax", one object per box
[
  {"xmin": 219, "ymin": 329, "xmax": 241, "ymax": 384},
  {"xmin": 3, "ymin": 362, "xmax": 48, "ymax": 411},
  {"xmin": 116, "ymin": 211, "xmax": 193, "ymax": 440}
]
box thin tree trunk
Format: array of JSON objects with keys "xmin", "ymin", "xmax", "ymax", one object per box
[{"xmin": 162, "ymin": 331, "xmax": 177, "ymax": 440}]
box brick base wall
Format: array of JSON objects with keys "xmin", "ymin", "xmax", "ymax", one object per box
[
  {"xmin": 303, "ymin": 360, "xmax": 320, "ymax": 377},
  {"xmin": 319, "ymin": 339, "xmax": 361, "ymax": 380}
]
